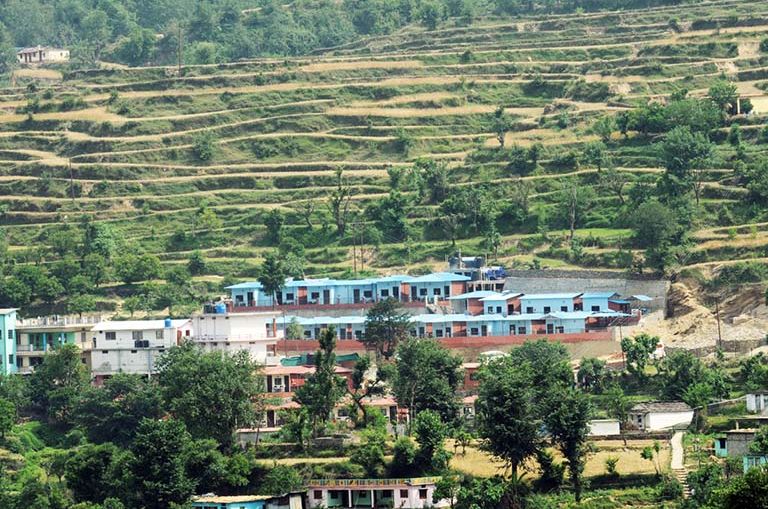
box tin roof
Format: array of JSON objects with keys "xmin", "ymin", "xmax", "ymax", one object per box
[
  {"xmin": 520, "ymin": 293, "xmax": 582, "ymax": 300},
  {"xmin": 630, "ymin": 401, "xmax": 692, "ymax": 413}
]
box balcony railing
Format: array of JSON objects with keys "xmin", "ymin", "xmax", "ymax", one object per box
[
  {"xmin": 308, "ymin": 477, "xmax": 443, "ymax": 488},
  {"xmin": 17, "ymin": 314, "xmax": 106, "ymax": 328},
  {"xmin": 192, "ymin": 333, "xmax": 280, "ymax": 342}
]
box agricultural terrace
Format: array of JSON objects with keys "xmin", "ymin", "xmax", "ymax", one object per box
[{"xmin": 3, "ymin": 0, "xmax": 768, "ymax": 313}]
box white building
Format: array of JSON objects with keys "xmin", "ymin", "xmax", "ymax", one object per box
[
  {"xmin": 588, "ymin": 418, "xmax": 621, "ymax": 436},
  {"xmin": 628, "ymin": 402, "xmax": 693, "ymax": 431},
  {"xmin": 306, "ymin": 478, "xmax": 452, "ymax": 509},
  {"xmin": 191, "ymin": 308, "xmax": 281, "ymax": 364},
  {"xmin": 747, "ymin": 392, "xmax": 768, "ymax": 415},
  {"xmin": 17, "ymin": 46, "xmax": 70, "ymax": 65},
  {"xmin": 89, "ymin": 318, "xmax": 192, "ymax": 382}
]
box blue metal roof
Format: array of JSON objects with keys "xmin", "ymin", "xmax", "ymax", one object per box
[
  {"xmin": 408, "ymin": 272, "xmax": 471, "ymax": 283},
  {"xmin": 582, "ymin": 292, "xmax": 619, "ymax": 299},
  {"xmin": 480, "ymin": 292, "xmax": 523, "ymax": 302},
  {"xmin": 632, "ymin": 295, "xmax": 653, "ymax": 301},
  {"xmin": 609, "ymin": 299, "xmax": 630, "ymax": 304},
  {"xmin": 520, "ymin": 293, "xmax": 582, "ymax": 300},
  {"xmin": 448, "ymin": 291, "xmax": 501, "ymax": 301}
]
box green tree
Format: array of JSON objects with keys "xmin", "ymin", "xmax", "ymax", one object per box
[
  {"xmin": 115, "ymin": 253, "xmax": 162, "ymax": 285},
  {"xmin": 29, "ymin": 343, "xmax": 90, "ymax": 427},
  {"xmin": 66, "ymin": 443, "xmax": 133, "ymax": 505},
  {"xmin": 259, "ymin": 465, "xmax": 304, "ymax": 496},
  {"xmin": 131, "ymin": 418, "xmax": 196, "ymax": 509},
  {"xmin": 621, "ymin": 333, "xmax": 659, "ymax": 378},
  {"xmin": 258, "ymin": 252, "xmax": 286, "ymax": 308},
  {"xmin": 157, "ymin": 344, "xmax": 263, "ymax": 449},
  {"xmin": 476, "ymin": 357, "xmax": 540, "ymax": 477},
  {"xmin": 293, "ymin": 329, "xmax": 347, "ymax": 437},
  {"xmin": 68, "ymin": 294, "xmax": 97, "ymax": 317},
  {"xmin": 393, "ymin": 338, "xmax": 463, "ymax": 424},
  {"xmin": 659, "ymin": 126, "xmax": 713, "ymax": 204},
  {"xmin": 362, "ymin": 298, "xmax": 411, "ymax": 360},
  {"xmin": 418, "ymin": 0, "xmax": 444, "ymax": 30},
  {"xmin": 709, "ymin": 80, "xmax": 738, "ymax": 115},
  {"xmin": 714, "ymin": 466, "xmax": 768, "ymax": 508},
  {"xmin": 350, "ymin": 423, "xmax": 387, "ymax": 476},
  {"xmin": 413, "ymin": 409, "xmax": 451, "ymax": 474},
  {"xmin": 604, "ymin": 384, "xmax": 629, "ymax": 424},
  {"xmin": 187, "ymin": 250, "xmax": 207, "ymax": 276},
  {"xmin": 348, "ymin": 354, "xmax": 387, "ymax": 425},
  {"xmin": 74, "ymin": 374, "xmax": 163, "ymax": 446},
  {"xmin": 577, "ymin": 357, "xmax": 608, "ymax": 393},
  {"xmin": 0, "ymin": 397, "xmax": 15, "ymax": 438},
  {"xmin": 507, "ymin": 340, "xmax": 572, "ymax": 400},
  {"xmin": 285, "ymin": 318, "xmax": 304, "ymax": 340},
  {"xmin": 264, "ymin": 209, "xmax": 284, "ymax": 245},
  {"xmin": 687, "ymin": 462, "xmax": 724, "ymax": 507},
  {"xmin": 544, "ymin": 387, "xmax": 593, "ymax": 502}
]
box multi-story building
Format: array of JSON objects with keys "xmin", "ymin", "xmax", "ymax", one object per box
[
  {"xmin": 89, "ymin": 319, "xmax": 192, "ymax": 383},
  {"xmin": 226, "ymin": 273, "xmax": 470, "ymax": 310},
  {"xmin": 191, "ymin": 306, "xmax": 281, "ymax": 363},
  {"xmin": 0, "ymin": 308, "xmax": 18, "ymax": 375},
  {"xmin": 15, "ymin": 315, "xmax": 102, "ymax": 374}
]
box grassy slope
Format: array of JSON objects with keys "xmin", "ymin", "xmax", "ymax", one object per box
[{"xmin": 2, "ymin": 0, "xmax": 768, "ymax": 288}]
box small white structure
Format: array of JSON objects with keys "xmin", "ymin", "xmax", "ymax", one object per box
[
  {"xmin": 17, "ymin": 46, "xmax": 70, "ymax": 65},
  {"xmin": 628, "ymin": 402, "xmax": 694, "ymax": 431},
  {"xmin": 588, "ymin": 418, "xmax": 621, "ymax": 436},
  {"xmin": 89, "ymin": 318, "xmax": 192, "ymax": 382},
  {"xmin": 191, "ymin": 308, "xmax": 281, "ymax": 364},
  {"xmin": 306, "ymin": 478, "xmax": 452, "ymax": 508},
  {"xmin": 747, "ymin": 392, "xmax": 768, "ymax": 415}
]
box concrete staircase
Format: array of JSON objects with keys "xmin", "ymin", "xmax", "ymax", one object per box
[
  {"xmin": 670, "ymin": 431, "xmax": 690, "ymax": 498},
  {"xmin": 672, "ymin": 467, "xmax": 691, "ymax": 498}
]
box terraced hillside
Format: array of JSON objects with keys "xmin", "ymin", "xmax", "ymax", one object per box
[{"xmin": 4, "ymin": 0, "xmax": 768, "ymax": 315}]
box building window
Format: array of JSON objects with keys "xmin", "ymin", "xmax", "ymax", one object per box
[
  {"xmin": 496, "ymin": 306, "xmax": 502, "ymax": 313},
  {"xmin": 311, "ymin": 292, "xmax": 320, "ymax": 300},
  {"xmin": 155, "ymin": 330, "xmax": 164, "ymax": 340},
  {"xmin": 363, "ymin": 290, "xmax": 373, "ymax": 298},
  {"xmin": 419, "ymin": 489, "xmax": 428, "ymax": 500},
  {"xmin": 435, "ymin": 329, "xmax": 443, "ymax": 338},
  {"xmin": 105, "ymin": 332, "xmax": 116, "ymax": 340},
  {"xmin": 7, "ymin": 330, "xmax": 13, "ymax": 340},
  {"xmin": 560, "ymin": 306, "xmax": 568, "ymax": 312},
  {"xmin": 132, "ymin": 331, "xmax": 143, "ymax": 341},
  {"xmin": 8, "ymin": 354, "xmax": 13, "ymax": 365},
  {"xmin": 131, "ymin": 350, "xmax": 137, "ymax": 354},
  {"xmin": 526, "ymin": 307, "xmax": 534, "ymax": 313},
  {"xmin": 400, "ymin": 490, "xmax": 408, "ymax": 499},
  {"xmin": 419, "ymin": 288, "xmax": 427, "ymax": 296},
  {"xmin": 470, "ymin": 327, "xmax": 479, "ymax": 336},
  {"xmin": 433, "ymin": 288, "xmax": 441, "ymax": 296},
  {"xmin": 543, "ymin": 306, "xmax": 551, "ymax": 313},
  {"xmin": 102, "ymin": 350, "xmax": 109, "ymax": 354},
  {"xmin": 591, "ymin": 305, "xmax": 600, "ymax": 312},
  {"xmin": 518, "ymin": 327, "xmax": 526, "ymax": 334},
  {"xmin": 381, "ymin": 289, "xmax": 389, "ymax": 297},
  {"xmin": 313, "ymin": 491, "xmax": 323, "ymax": 500}
]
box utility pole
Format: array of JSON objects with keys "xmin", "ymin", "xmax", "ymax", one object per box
[
  {"xmin": 352, "ymin": 229, "xmax": 357, "ymax": 276},
  {"xmin": 359, "ymin": 222, "xmax": 365, "ymax": 273}
]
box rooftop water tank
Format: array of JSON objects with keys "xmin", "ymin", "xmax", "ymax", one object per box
[
  {"xmin": 215, "ymin": 302, "xmax": 227, "ymax": 314},
  {"xmin": 164, "ymin": 317, "xmax": 172, "ymax": 328}
]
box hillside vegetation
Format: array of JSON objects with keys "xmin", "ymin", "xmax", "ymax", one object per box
[{"xmin": 3, "ymin": 0, "xmax": 768, "ymax": 315}]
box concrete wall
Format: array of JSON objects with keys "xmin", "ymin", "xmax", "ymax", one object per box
[
  {"xmin": 503, "ymin": 270, "xmax": 669, "ymax": 313},
  {"xmin": 646, "ymin": 411, "xmax": 694, "ymax": 431}
]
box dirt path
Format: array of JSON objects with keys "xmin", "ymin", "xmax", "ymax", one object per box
[{"xmin": 671, "ymin": 432, "xmax": 685, "ymax": 470}]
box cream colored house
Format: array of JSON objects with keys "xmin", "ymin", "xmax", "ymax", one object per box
[{"xmin": 17, "ymin": 46, "xmax": 70, "ymax": 65}]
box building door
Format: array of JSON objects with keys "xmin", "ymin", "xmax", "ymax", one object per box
[
  {"xmin": 353, "ymin": 289, "xmax": 361, "ymax": 303},
  {"xmin": 246, "ymin": 291, "xmax": 254, "ymax": 305},
  {"xmin": 323, "ymin": 289, "xmax": 330, "ymax": 304},
  {"xmin": 546, "ymin": 324, "xmax": 554, "ymax": 334},
  {"xmin": 481, "ymin": 325, "xmax": 488, "ymax": 336},
  {"xmin": 393, "ymin": 287, "xmax": 400, "ymax": 299},
  {"xmin": 411, "ymin": 286, "xmax": 418, "ymax": 301}
]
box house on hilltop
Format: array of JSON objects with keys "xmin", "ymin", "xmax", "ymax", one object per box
[{"xmin": 17, "ymin": 46, "xmax": 70, "ymax": 65}]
